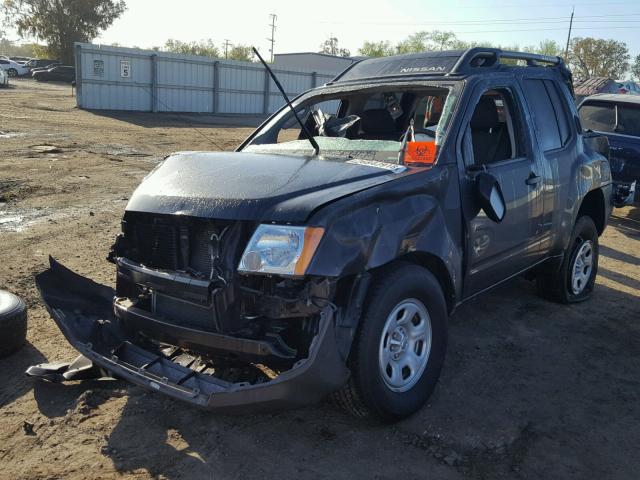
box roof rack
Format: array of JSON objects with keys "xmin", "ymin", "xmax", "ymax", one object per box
[
  {"xmin": 449, "ymin": 47, "xmax": 564, "ymax": 75},
  {"xmin": 329, "ymin": 47, "xmax": 571, "ymax": 86}
]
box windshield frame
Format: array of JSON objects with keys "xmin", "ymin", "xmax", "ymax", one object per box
[{"xmin": 237, "ymin": 80, "xmax": 465, "ymax": 159}]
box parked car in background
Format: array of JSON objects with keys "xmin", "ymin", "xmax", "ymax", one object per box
[
  {"xmin": 9, "ymin": 56, "xmax": 31, "ymax": 64},
  {"xmin": 23, "ymin": 58, "xmax": 59, "ymax": 71},
  {"xmin": 0, "ymin": 58, "xmax": 29, "ymax": 77},
  {"xmin": 0, "ymin": 68, "xmax": 9, "ymax": 88},
  {"xmin": 30, "ymin": 63, "xmax": 61, "ymax": 76},
  {"xmin": 32, "ymin": 65, "xmax": 75, "ymax": 83},
  {"xmin": 615, "ymin": 81, "xmax": 640, "ymax": 96},
  {"xmin": 579, "ymin": 93, "xmax": 640, "ymax": 205}
]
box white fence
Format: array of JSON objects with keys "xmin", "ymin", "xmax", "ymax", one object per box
[{"xmin": 74, "ymin": 43, "xmax": 337, "ymax": 114}]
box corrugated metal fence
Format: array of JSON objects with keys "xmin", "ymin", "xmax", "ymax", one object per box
[{"xmin": 74, "ymin": 43, "xmax": 336, "ymax": 114}]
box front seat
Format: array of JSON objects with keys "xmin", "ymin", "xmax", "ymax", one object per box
[
  {"xmin": 470, "ymin": 97, "xmax": 511, "ymax": 164},
  {"xmin": 356, "ymin": 109, "xmax": 398, "ymax": 140}
]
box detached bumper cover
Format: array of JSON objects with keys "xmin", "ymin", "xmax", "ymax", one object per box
[{"xmin": 34, "ymin": 257, "xmax": 350, "ymax": 412}]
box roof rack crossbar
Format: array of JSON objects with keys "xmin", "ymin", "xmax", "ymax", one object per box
[{"xmin": 449, "ymin": 47, "xmax": 564, "ymax": 75}]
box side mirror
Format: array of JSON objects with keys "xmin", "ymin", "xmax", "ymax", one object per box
[{"xmin": 475, "ymin": 172, "xmax": 506, "ymax": 222}]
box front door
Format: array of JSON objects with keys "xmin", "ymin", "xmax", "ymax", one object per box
[{"xmin": 460, "ymin": 84, "xmax": 544, "ymax": 297}]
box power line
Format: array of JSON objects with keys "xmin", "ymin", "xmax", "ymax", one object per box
[
  {"xmin": 316, "ymin": 13, "xmax": 640, "ymax": 26},
  {"xmin": 267, "ymin": 13, "xmax": 277, "ymax": 63}
]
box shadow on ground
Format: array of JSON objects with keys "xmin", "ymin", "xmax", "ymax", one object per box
[{"xmin": 86, "ymin": 109, "xmax": 266, "ymax": 129}]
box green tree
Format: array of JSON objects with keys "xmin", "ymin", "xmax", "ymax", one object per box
[
  {"xmin": 164, "ymin": 38, "xmax": 220, "ymax": 58},
  {"xmin": 2, "ymin": 0, "xmax": 126, "ymax": 64},
  {"xmin": 632, "ymin": 54, "xmax": 640, "ymax": 80},
  {"xmin": 358, "ymin": 40, "xmax": 394, "ymax": 57},
  {"xmin": 0, "ymin": 36, "xmax": 44, "ymax": 57},
  {"xmin": 319, "ymin": 37, "xmax": 350, "ymax": 57},
  {"xmin": 568, "ymin": 37, "xmax": 630, "ymax": 82},
  {"xmin": 521, "ymin": 39, "xmax": 563, "ymax": 57},
  {"xmin": 396, "ymin": 30, "xmax": 464, "ymax": 54},
  {"xmin": 227, "ymin": 44, "xmax": 252, "ymax": 62}
]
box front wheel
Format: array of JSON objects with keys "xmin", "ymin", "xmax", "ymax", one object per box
[
  {"xmin": 333, "ymin": 264, "xmax": 448, "ymax": 421},
  {"xmin": 7, "ymin": 68, "xmax": 18, "ymax": 78},
  {"xmin": 537, "ymin": 215, "xmax": 599, "ymax": 303}
]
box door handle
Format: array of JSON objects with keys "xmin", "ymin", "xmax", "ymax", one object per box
[{"xmin": 525, "ymin": 174, "xmax": 542, "ymax": 186}]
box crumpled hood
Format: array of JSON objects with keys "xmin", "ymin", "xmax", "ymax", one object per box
[{"xmin": 126, "ymin": 151, "xmax": 404, "ymax": 222}]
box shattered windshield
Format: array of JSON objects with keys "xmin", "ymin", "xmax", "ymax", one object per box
[{"xmin": 243, "ymin": 84, "xmax": 459, "ymax": 165}]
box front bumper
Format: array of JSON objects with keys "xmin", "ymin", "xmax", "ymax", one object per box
[{"xmin": 34, "ymin": 257, "xmax": 350, "ymax": 413}]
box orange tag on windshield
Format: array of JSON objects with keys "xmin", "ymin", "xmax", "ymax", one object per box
[{"xmin": 405, "ymin": 141, "xmax": 437, "ymax": 166}]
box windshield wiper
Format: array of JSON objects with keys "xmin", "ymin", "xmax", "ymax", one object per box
[{"xmin": 252, "ymin": 47, "xmax": 320, "ymax": 156}]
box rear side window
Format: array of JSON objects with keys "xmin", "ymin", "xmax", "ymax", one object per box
[
  {"xmin": 523, "ymin": 79, "xmax": 562, "ymax": 151},
  {"xmin": 579, "ymin": 102, "xmax": 640, "ymax": 137},
  {"xmin": 617, "ymin": 104, "xmax": 640, "ymax": 137},
  {"xmin": 579, "ymin": 102, "xmax": 616, "ymax": 133},
  {"xmin": 543, "ymin": 80, "xmax": 572, "ymax": 145}
]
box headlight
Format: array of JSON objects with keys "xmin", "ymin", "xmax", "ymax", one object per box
[{"xmin": 238, "ymin": 225, "xmax": 324, "ymax": 276}]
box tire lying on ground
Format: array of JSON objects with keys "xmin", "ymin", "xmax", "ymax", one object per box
[{"xmin": 0, "ymin": 290, "xmax": 28, "ymax": 358}]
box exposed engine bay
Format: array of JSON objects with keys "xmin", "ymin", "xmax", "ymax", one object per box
[{"xmin": 108, "ymin": 212, "xmax": 337, "ymax": 380}]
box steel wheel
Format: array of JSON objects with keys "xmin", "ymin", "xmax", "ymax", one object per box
[
  {"xmin": 571, "ymin": 240, "xmax": 594, "ymax": 295},
  {"xmin": 378, "ymin": 298, "xmax": 432, "ymax": 392}
]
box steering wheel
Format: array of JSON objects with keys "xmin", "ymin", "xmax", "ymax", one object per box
[{"xmin": 322, "ymin": 115, "xmax": 360, "ymax": 137}]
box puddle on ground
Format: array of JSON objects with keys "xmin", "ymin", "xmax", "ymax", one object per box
[
  {"xmin": 0, "ymin": 199, "xmax": 128, "ymax": 233},
  {"xmin": 0, "ymin": 131, "xmax": 26, "ymax": 139}
]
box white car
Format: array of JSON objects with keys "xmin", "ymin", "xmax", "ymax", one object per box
[
  {"xmin": 0, "ymin": 68, "xmax": 8, "ymax": 87},
  {"xmin": 0, "ymin": 58, "xmax": 29, "ymax": 77}
]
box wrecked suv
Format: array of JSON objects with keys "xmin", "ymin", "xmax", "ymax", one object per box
[{"xmin": 33, "ymin": 48, "xmax": 613, "ymax": 420}]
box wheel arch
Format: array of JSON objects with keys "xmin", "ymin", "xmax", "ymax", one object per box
[
  {"xmin": 368, "ymin": 253, "xmax": 456, "ymax": 315},
  {"xmin": 577, "ymin": 188, "xmax": 606, "ymax": 236}
]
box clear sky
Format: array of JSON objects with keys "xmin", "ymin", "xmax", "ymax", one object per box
[{"xmin": 8, "ymin": 0, "xmax": 640, "ymax": 66}]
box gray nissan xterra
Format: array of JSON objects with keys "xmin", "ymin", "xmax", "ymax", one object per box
[{"xmin": 32, "ymin": 48, "xmax": 614, "ymax": 421}]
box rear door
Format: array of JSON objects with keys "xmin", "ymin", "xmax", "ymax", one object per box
[
  {"xmin": 520, "ymin": 76, "xmax": 578, "ymax": 253},
  {"xmin": 579, "ymin": 99, "xmax": 640, "ymax": 186},
  {"xmin": 460, "ymin": 80, "xmax": 544, "ymax": 297}
]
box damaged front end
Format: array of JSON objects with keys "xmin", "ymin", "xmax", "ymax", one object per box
[{"xmin": 32, "ymin": 211, "xmax": 350, "ymax": 412}]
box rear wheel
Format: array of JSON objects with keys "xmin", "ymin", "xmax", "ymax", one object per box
[
  {"xmin": 7, "ymin": 68, "xmax": 18, "ymax": 78},
  {"xmin": 537, "ymin": 215, "xmax": 599, "ymax": 303},
  {"xmin": 333, "ymin": 264, "xmax": 448, "ymax": 421}
]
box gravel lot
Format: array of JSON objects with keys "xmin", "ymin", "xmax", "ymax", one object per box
[{"xmin": 1, "ymin": 79, "xmax": 639, "ymax": 480}]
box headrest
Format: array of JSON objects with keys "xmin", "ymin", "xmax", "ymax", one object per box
[
  {"xmin": 359, "ymin": 109, "xmax": 396, "ymax": 135},
  {"xmin": 471, "ymin": 97, "xmax": 499, "ymax": 129}
]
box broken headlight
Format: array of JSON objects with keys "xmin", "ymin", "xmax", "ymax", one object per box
[{"xmin": 238, "ymin": 225, "xmax": 324, "ymax": 276}]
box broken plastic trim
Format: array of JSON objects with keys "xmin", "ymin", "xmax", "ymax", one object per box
[{"xmin": 32, "ymin": 257, "xmax": 350, "ymax": 412}]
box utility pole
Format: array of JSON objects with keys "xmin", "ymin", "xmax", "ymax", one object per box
[
  {"xmin": 564, "ymin": 6, "xmax": 575, "ymax": 59},
  {"xmin": 268, "ymin": 13, "xmax": 277, "ymax": 63},
  {"xmin": 223, "ymin": 39, "xmax": 231, "ymax": 59}
]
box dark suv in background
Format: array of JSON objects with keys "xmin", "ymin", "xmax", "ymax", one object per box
[
  {"xmin": 578, "ymin": 93, "xmax": 640, "ymax": 204},
  {"xmin": 33, "ymin": 48, "xmax": 613, "ymax": 421},
  {"xmin": 32, "ymin": 65, "xmax": 75, "ymax": 83}
]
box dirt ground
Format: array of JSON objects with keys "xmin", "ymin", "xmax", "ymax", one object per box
[{"xmin": 1, "ymin": 79, "xmax": 639, "ymax": 480}]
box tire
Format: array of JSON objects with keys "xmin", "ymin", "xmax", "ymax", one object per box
[
  {"xmin": 536, "ymin": 216, "xmax": 599, "ymax": 303},
  {"xmin": 333, "ymin": 264, "xmax": 448, "ymax": 421},
  {"xmin": 0, "ymin": 290, "xmax": 28, "ymax": 358},
  {"xmin": 7, "ymin": 69, "xmax": 18, "ymax": 78}
]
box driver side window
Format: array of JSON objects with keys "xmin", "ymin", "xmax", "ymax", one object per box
[{"xmin": 467, "ymin": 88, "xmax": 526, "ymax": 167}]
